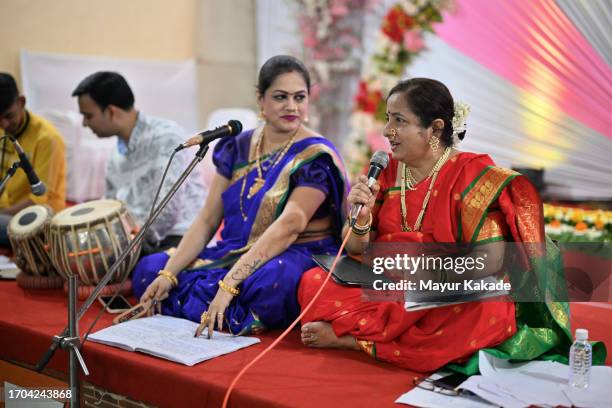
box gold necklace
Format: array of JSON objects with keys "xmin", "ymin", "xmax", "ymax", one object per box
[
  {"xmin": 239, "ymin": 126, "xmax": 300, "ymax": 221},
  {"xmin": 404, "ymin": 149, "xmax": 450, "ymax": 190},
  {"xmin": 404, "ymin": 169, "xmax": 419, "ymax": 191},
  {"xmin": 247, "ymin": 126, "xmax": 299, "ymax": 199},
  {"xmin": 400, "ymin": 147, "xmax": 452, "ymax": 232}
]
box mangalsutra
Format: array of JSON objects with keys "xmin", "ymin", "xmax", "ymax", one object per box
[
  {"xmin": 400, "ymin": 147, "xmax": 452, "ymax": 232},
  {"xmin": 239, "ymin": 126, "xmax": 300, "ymax": 221}
]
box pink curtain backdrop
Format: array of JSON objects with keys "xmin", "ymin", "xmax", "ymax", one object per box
[{"xmin": 435, "ymin": 0, "xmax": 612, "ymax": 139}]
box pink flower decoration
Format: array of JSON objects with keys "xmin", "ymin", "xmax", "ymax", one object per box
[
  {"xmin": 403, "ymin": 30, "xmax": 425, "ymax": 52},
  {"xmin": 304, "ymin": 32, "xmax": 317, "ymax": 48},
  {"xmin": 330, "ymin": 0, "xmax": 349, "ymax": 17},
  {"xmin": 367, "ymin": 130, "xmax": 390, "ymax": 152}
]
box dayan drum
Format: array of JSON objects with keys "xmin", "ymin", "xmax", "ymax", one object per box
[
  {"xmin": 8, "ymin": 205, "xmax": 57, "ymax": 278},
  {"xmin": 48, "ymin": 199, "xmax": 140, "ymax": 287}
]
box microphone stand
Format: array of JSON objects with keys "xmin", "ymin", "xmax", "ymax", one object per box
[
  {"xmin": 0, "ymin": 161, "xmax": 22, "ymax": 195},
  {"xmin": 35, "ymin": 143, "xmax": 210, "ymax": 407}
]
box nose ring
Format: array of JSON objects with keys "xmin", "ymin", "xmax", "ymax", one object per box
[{"xmin": 390, "ymin": 128, "xmax": 397, "ymax": 138}]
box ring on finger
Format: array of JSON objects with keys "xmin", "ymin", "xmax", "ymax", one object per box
[{"xmin": 200, "ymin": 311, "xmax": 209, "ymax": 324}]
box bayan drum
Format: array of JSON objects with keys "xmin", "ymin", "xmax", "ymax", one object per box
[
  {"xmin": 48, "ymin": 199, "xmax": 140, "ymax": 293},
  {"xmin": 8, "ymin": 205, "xmax": 63, "ymax": 289}
]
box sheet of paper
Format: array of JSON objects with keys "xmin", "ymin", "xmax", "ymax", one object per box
[
  {"xmin": 563, "ymin": 365, "xmax": 612, "ymax": 408},
  {"xmin": 457, "ymin": 376, "xmax": 523, "ymax": 408},
  {"xmin": 0, "ymin": 268, "xmax": 18, "ymax": 279},
  {"xmin": 89, "ymin": 315, "xmax": 260, "ymax": 366},
  {"xmin": 0, "ymin": 255, "xmax": 18, "ymax": 277},
  {"xmin": 395, "ymin": 386, "xmax": 498, "ymax": 408},
  {"xmin": 395, "ymin": 372, "xmax": 498, "ymax": 408},
  {"xmin": 472, "ymin": 350, "xmax": 612, "ymax": 407},
  {"xmin": 0, "ymin": 257, "xmax": 17, "ymax": 267}
]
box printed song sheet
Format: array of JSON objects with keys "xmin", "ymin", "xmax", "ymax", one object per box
[{"xmin": 89, "ymin": 315, "xmax": 260, "ymax": 366}]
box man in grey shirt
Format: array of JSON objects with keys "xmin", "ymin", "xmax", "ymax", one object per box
[{"xmin": 72, "ymin": 71, "xmax": 206, "ymax": 254}]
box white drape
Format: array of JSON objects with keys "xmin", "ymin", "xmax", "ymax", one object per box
[
  {"xmin": 409, "ymin": 34, "xmax": 612, "ymax": 200},
  {"xmin": 20, "ymin": 50, "xmax": 200, "ymax": 202}
]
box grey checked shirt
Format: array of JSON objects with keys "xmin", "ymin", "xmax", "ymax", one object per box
[{"xmin": 105, "ymin": 113, "xmax": 206, "ymax": 243}]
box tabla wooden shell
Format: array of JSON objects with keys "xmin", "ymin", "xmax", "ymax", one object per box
[
  {"xmin": 48, "ymin": 199, "xmax": 140, "ymax": 285},
  {"xmin": 8, "ymin": 205, "xmax": 56, "ymax": 277}
]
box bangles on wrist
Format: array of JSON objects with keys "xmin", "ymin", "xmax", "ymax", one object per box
[
  {"xmin": 350, "ymin": 213, "xmax": 372, "ymax": 236},
  {"xmin": 157, "ymin": 269, "xmax": 178, "ymax": 287},
  {"xmin": 218, "ymin": 280, "xmax": 240, "ymax": 296}
]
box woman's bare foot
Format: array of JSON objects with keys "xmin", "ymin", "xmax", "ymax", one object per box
[{"xmin": 301, "ymin": 322, "xmax": 359, "ymax": 350}]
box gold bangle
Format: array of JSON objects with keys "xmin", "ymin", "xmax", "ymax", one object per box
[
  {"xmin": 158, "ymin": 269, "xmax": 178, "ymax": 288},
  {"xmin": 354, "ymin": 213, "xmax": 373, "ymax": 229},
  {"xmin": 218, "ymin": 280, "xmax": 240, "ymax": 296}
]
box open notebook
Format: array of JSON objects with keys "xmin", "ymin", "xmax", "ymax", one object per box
[{"xmin": 88, "ymin": 315, "xmax": 260, "ymax": 366}]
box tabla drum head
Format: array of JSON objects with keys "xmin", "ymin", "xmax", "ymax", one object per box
[
  {"xmin": 52, "ymin": 199, "xmax": 124, "ymax": 227},
  {"xmin": 48, "ymin": 198, "xmax": 139, "ymax": 287},
  {"xmin": 8, "ymin": 205, "xmax": 53, "ymax": 236}
]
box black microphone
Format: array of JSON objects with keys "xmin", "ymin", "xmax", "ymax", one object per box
[
  {"xmin": 349, "ymin": 150, "xmax": 389, "ymax": 226},
  {"xmin": 175, "ymin": 120, "xmax": 243, "ymax": 152},
  {"xmin": 8, "ymin": 136, "xmax": 46, "ymax": 196}
]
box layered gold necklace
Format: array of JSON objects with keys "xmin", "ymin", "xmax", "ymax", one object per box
[
  {"xmin": 400, "ymin": 147, "xmax": 452, "ymax": 232},
  {"xmin": 239, "ymin": 126, "xmax": 300, "ymax": 221}
]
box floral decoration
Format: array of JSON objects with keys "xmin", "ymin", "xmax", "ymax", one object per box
[
  {"xmin": 295, "ymin": 0, "xmax": 380, "ymax": 125},
  {"xmin": 544, "ymin": 204, "xmax": 612, "ymax": 242},
  {"xmin": 343, "ymin": 0, "xmax": 452, "ymax": 178},
  {"xmin": 452, "ymin": 101, "xmax": 470, "ymax": 136}
]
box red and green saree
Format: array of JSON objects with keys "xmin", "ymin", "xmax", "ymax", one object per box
[{"xmin": 299, "ymin": 152, "xmax": 606, "ymax": 373}]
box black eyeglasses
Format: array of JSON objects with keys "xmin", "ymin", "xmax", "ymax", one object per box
[{"xmin": 412, "ymin": 376, "xmax": 462, "ymax": 396}]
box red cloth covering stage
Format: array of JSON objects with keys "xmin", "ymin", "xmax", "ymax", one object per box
[{"xmin": 0, "ymin": 281, "xmax": 610, "ymax": 407}]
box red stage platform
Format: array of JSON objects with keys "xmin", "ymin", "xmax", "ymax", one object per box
[{"xmin": 0, "ymin": 281, "xmax": 610, "ymax": 407}]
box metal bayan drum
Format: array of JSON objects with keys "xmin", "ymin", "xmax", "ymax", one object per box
[
  {"xmin": 8, "ymin": 205, "xmax": 56, "ymax": 277},
  {"xmin": 49, "ymin": 199, "xmax": 140, "ymax": 286}
]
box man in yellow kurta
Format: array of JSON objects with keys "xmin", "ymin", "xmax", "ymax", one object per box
[{"xmin": 0, "ymin": 73, "xmax": 66, "ymax": 246}]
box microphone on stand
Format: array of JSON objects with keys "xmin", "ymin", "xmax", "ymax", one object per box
[
  {"xmin": 349, "ymin": 150, "xmax": 389, "ymax": 226},
  {"xmin": 8, "ymin": 136, "xmax": 46, "ymax": 196},
  {"xmin": 175, "ymin": 120, "xmax": 243, "ymax": 152}
]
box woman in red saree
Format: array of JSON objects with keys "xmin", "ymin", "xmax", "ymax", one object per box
[{"xmin": 298, "ymin": 78, "xmax": 579, "ymax": 373}]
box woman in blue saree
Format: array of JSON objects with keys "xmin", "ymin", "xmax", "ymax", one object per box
[{"xmin": 132, "ymin": 55, "xmax": 347, "ymax": 336}]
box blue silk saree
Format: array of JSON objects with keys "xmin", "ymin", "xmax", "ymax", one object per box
[{"xmin": 132, "ymin": 128, "xmax": 348, "ymax": 334}]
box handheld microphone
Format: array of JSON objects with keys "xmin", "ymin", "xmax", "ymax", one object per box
[
  {"xmin": 175, "ymin": 120, "xmax": 243, "ymax": 152},
  {"xmin": 349, "ymin": 150, "xmax": 389, "ymax": 226},
  {"xmin": 8, "ymin": 136, "xmax": 46, "ymax": 196}
]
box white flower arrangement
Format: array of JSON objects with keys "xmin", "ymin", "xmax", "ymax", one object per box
[{"xmin": 452, "ymin": 101, "xmax": 470, "ymax": 140}]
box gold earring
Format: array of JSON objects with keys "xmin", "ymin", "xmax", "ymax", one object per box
[
  {"xmin": 429, "ymin": 136, "xmax": 440, "ymax": 153},
  {"xmin": 258, "ymin": 110, "xmax": 266, "ymax": 122}
]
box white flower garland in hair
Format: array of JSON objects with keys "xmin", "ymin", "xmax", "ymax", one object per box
[{"xmin": 451, "ymin": 101, "xmax": 470, "ymax": 143}]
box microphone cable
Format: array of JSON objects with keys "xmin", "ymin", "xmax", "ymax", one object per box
[{"xmin": 222, "ymin": 227, "xmax": 354, "ymax": 408}]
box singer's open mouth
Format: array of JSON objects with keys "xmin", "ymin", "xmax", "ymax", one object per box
[{"xmin": 389, "ymin": 141, "xmax": 400, "ymax": 150}]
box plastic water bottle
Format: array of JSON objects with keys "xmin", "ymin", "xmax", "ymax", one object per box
[{"xmin": 569, "ymin": 328, "xmax": 592, "ymax": 389}]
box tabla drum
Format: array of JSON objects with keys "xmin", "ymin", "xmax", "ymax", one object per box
[
  {"xmin": 8, "ymin": 205, "xmax": 60, "ymax": 287},
  {"xmin": 48, "ymin": 199, "xmax": 140, "ymax": 287}
]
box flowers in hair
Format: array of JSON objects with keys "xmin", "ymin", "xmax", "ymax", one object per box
[{"xmin": 452, "ymin": 101, "xmax": 470, "ymax": 136}]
